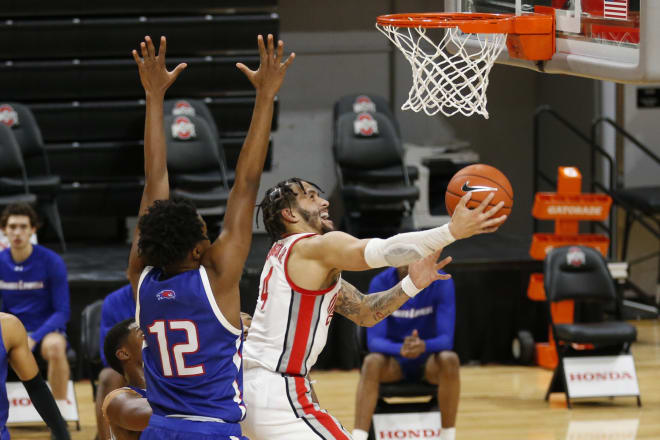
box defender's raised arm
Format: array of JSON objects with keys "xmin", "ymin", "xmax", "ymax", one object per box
[{"xmin": 126, "ymin": 36, "xmax": 187, "ymax": 291}]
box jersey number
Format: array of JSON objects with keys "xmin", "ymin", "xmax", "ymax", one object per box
[
  {"xmin": 260, "ymin": 267, "xmax": 274, "ymax": 310},
  {"xmin": 148, "ymin": 320, "xmax": 205, "ymax": 377}
]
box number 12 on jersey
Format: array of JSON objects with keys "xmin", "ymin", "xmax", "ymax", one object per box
[{"xmin": 148, "ymin": 320, "xmax": 205, "ymax": 377}]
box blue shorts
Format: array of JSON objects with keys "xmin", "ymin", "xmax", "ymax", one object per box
[
  {"xmin": 398, "ymin": 353, "xmax": 430, "ymax": 382},
  {"xmin": 141, "ymin": 414, "xmax": 248, "ymax": 440}
]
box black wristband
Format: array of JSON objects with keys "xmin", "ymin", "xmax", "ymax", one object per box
[{"xmin": 22, "ymin": 374, "xmax": 70, "ymax": 440}]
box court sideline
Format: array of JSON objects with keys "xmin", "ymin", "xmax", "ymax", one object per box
[{"xmin": 7, "ymin": 320, "xmax": 659, "ymax": 440}]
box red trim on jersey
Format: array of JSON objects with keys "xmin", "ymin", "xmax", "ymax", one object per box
[
  {"xmin": 285, "ymin": 294, "xmax": 316, "ymax": 374},
  {"xmin": 284, "ymin": 234, "xmax": 338, "ymax": 296},
  {"xmin": 294, "ymin": 376, "xmax": 350, "ymax": 439}
]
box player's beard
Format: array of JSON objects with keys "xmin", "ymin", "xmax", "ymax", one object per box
[{"xmin": 298, "ymin": 207, "xmax": 334, "ymax": 234}]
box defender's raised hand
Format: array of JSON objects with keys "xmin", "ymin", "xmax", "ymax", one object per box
[
  {"xmin": 132, "ymin": 36, "xmax": 187, "ymax": 97},
  {"xmin": 236, "ymin": 34, "xmax": 295, "ymax": 98},
  {"xmin": 448, "ymin": 192, "xmax": 507, "ymax": 239}
]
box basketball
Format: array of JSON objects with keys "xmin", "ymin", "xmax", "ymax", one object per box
[{"xmin": 445, "ymin": 164, "xmax": 513, "ymax": 218}]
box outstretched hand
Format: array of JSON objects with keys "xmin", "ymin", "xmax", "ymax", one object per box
[
  {"xmin": 448, "ymin": 192, "xmax": 507, "ymax": 239},
  {"xmin": 407, "ymin": 249, "xmax": 452, "ymax": 292},
  {"xmin": 132, "ymin": 36, "xmax": 187, "ymax": 97},
  {"xmin": 236, "ymin": 34, "xmax": 295, "ymax": 98}
]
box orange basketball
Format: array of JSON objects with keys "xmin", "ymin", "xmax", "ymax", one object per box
[{"xmin": 445, "ymin": 164, "xmax": 513, "ymax": 219}]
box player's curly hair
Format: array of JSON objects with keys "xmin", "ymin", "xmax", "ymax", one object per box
[
  {"xmin": 137, "ymin": 198, "xmax": 207, "ymax": 269},
  {"xmin": 104, "ymin": 318, "xmax": 135, "ymax": 376},
  {"xmin": 257, "ymin": 178, "xmax": 323, "ymax": 242}
]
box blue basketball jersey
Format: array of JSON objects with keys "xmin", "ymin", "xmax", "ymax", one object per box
[
  {"xmin": 0, "ymin": 321, "xmax": 10, "ymax": 440},
  {"xmin": 137, "ymin": 266, "xmax": 245, "ymax": 423}
]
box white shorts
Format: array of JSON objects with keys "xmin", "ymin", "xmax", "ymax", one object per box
[{"xmin": 241, "ymin": 366, "xmax": 352, "ymax": 440}]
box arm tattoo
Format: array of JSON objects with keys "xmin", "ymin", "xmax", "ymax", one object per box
[{"xmin": 335, "ymin": 279, "xmax": 409, "ymax": 327}]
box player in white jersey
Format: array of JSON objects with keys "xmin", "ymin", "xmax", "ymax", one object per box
[{"xmin": 242, "ymin": 178, "xmax": 506, "ymax": 440}]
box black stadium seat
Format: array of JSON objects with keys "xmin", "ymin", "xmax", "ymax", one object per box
[
  {"xmin": 0, "ymin": 0, "xmax": 277, "ymax": 17},
  {"xmin": 0, "ymin": 56, "xmax": 258, "ymax": 101},
  {"xmin": 543, "ymin": 246, "xmax": 639, "ymax": 408},
  {"xmin": 0, "ymin": 14, "xmax": 279, "ymax": 60},
  {"xmin": 27, "ymin": 97, "xmax": 278, "ymax": 143},
  {"xmin": 0, "ymin": 124, "xmax": 38, "ymax": 208}
]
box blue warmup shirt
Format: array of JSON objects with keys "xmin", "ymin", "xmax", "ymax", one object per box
[
  {"xmin": 99, "ymin": 284, "xmax": 137, "ymax": 367},
  {"xmin": 138, "ymin": 266, "xmax": 245, "ymax": 423},
  {"xmin": 0, "ymin": 245, "xmax": 70, "ymax": 344},
  {"xmin": 366, "ymin": 267, "xmax": 455, "ymax": 358},
  {"xmin": 0, "ymin": 320, "xmax": 9, "ymax": 440}
]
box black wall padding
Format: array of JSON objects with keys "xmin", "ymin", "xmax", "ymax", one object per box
[
  {"xmin": 0, "ymin": 14, "xmax": 278, "ymax": 60},
  {"xmin": 0, "ymin": 1, "xmax": 277, "ymax": 17},
  {"xmin": 0, "ymin": 56, "xmax": 258, "ymax": 101}
]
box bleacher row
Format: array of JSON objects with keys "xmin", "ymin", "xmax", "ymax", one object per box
[{"xmin": 0, "ymin": 0, "xmax": 279, "ymax": 242}]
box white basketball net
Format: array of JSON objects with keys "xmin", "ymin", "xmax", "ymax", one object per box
[{"xmin": 377, "ymin": 23, "xmax": 507, "ymax": 119}]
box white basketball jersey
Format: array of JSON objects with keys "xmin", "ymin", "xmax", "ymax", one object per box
[{"xmin": 243, "ymin": 233, "xmax": 341, "ymax": 376}]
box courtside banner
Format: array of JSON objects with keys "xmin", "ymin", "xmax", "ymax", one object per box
[
  {"xmin": 566, "ymin": 418, "xmax": 639, "ymax": 440},
  {"xmin": 373, "ymin": 412, "xmax": 442, "ymax": 439},
  {"xmin": 7, "ymin": 381, "xmax": 79, "ymax": 423},
  {"xmin": 563, "ymin": 355, "xmax": 640, "ymax": 399}
]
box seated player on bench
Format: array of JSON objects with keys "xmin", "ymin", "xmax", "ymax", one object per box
[{"xmin": 353, "ymin": 264, "xmax": 459, "ymax": 440}]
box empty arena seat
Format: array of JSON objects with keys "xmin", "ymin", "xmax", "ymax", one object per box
[
  {"xmin": 0, "ymin": 103, "xmax": 66, "ymax": 250},
  {"xmin": 165, "ymin": 98, "xmax": 236, "ymax": 183},
  {"xmin": 0, "ymin": 123, "xmax": 37, "ymax": 207},
  {"xmin": 543, "ymin": 246, "xmax": 638, "ymax": 407},
  {"xmin": 0, "ymin": 55, "xmax": 257, "ymax": 101},
  {"xmin": 334, "ymin": 94, "xmax": 417, "ymax": 182},
  {"xmin": 0, "ymin": 14, "xmax": 278, "ymax": 60},
  {"xmin": 0, "ymin": 0, "xmax": 276, "ymax": 17},
  {"xmin": 334, "ymin": 93, "xmax": 400, "ymax": 134},
  {"xmin": 334, "ymin": 111, "xmax": 418, "ymax": 235},
  {"xmin": 165, "ymin": 115, "xmax": 230, "ymax": 209}
]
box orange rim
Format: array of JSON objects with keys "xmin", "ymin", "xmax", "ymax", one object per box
[{"xmin": 376, "ymin": 12, "xmax": 553, "ymax": 35}]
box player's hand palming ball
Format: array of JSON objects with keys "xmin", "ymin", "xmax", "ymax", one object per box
[{"xmin": 445, "ymin": 164, "xmax": 513, "ymax": 219}]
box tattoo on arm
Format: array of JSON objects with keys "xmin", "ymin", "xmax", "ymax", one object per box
[{"xmin": 335, "ymin": 279, "xmax": 409, "ymax": 327}]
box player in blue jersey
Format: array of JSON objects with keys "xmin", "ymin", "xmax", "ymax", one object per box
[
  {"xmin": 0, "ymin": 204, "xmax": 72, "ymax": 415},
  {"xmin": 102, "ymin": 318, "xmax": 150, "ymax": 440},
  {"xmin": 125, "ymin": 34, "xmax": 294, "ymax": 440},
  {"xmin": 353, "ymin": 266, "xmax": 460, "ymax": 440},
  {"xmin": 0, "ymin": 313, "xmax": 69, "ymax": 439},
  {"xmin": 95, "ymin": 284, "xmax": 136, "ymax": 440}
]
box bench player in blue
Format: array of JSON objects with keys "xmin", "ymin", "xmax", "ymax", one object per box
[{"xmin": 125, "ymin": 34, "xmax": 294, "ymax": 440}]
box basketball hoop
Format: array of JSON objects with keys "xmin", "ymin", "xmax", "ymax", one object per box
[{"xmin": 376, "ymin": 11, "xmax": 554, "ymax": 118}]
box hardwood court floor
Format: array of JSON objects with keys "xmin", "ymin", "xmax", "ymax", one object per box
[{"xmin": 9, "ymin": 319, "xmax": 660, "ymax": 439}]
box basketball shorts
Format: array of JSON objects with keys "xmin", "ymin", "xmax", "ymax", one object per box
[
  {"xmin": 141, "ymin": 414, "xmax": 247, "ymax": 440},
  {"xmin": 398, "ymin": 353, "xmax": 431, "ymax": 382},
  {"xmin": 241, "ymin": 366, "xmax": 353, "ymax": 440}
]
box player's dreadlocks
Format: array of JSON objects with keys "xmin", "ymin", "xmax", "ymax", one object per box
[{"xmin": 257, "ymin": 178, "xmax": 324, "ymax": 242}]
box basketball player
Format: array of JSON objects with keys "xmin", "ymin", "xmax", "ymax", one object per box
[
  {"xmin": 102, "ymin": 312, "xmax": 254, "ymax": 440},
  {"xmin": 126, "ymin": 34, "xmax": 293, "ymax": 440},
  {"xmin": 0, "ymin": 313, "xmax": 69, "ymax": 439},
  {"xmin": 242, "ymin": 178, "xmax": 505, "ymax": 439},
  {"xmin": 101, "ymin": 319, "xmax": 149, "ymax": 440}
]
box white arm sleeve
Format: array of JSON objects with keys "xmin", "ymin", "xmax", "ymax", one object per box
[{"xmin": 363, "ymin": 224, "xmax": 456, "ymax": 268}]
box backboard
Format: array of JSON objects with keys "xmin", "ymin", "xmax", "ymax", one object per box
[{"xmin": 444, "ymin": 1, "xmax": 659, "ymax": 83}]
